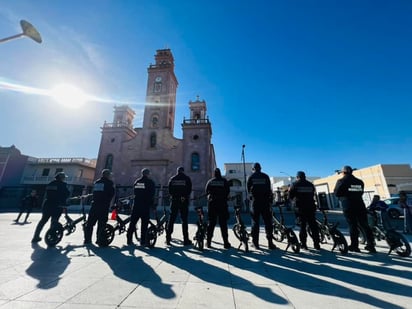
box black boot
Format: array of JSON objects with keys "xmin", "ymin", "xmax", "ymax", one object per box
[{"xmin": 268, "ymin": 240, "xmax": 277, "ymax": 250}]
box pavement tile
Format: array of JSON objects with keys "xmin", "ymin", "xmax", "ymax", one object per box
[{"xmin": 1, "ymin": 212, "xmax": 411, "ymax": 309}]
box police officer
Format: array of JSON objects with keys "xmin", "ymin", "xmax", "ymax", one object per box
[
  {"xmin": 14, "ymin": 189, "xmax": 38, "ymax": 224},
  {"xmin": 205, "ymin": 168, "xmax": 231, "ymax": 249},
  {"xmin": 32, "ymin": 172, "xmax": 70, "ymax": 243},
  {"xmin": 127, "ymin": 168, "xmax": 156, "ymax": 246},
  {"xmin": 84, "ymin": 169, "xmax": 115, "ymax": 245},
  {"xmin": 289, "ymin": 171, "xmax": 320, "ymax": 250},
  {"xmin": 247, "ymin": 163, "xmax": 276, "ymax": 250},
  {"xmin": 334, "ymin": 165, "xmax": 376, "ymax": 253},
  {"xmin": 166, "ymin": 166, "xmax": 192, "ymax": 245}
]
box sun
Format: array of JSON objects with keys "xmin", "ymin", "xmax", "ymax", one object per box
[{"xmin": 50, "ymin": 83, "xmax": 90, "ymax": 108}]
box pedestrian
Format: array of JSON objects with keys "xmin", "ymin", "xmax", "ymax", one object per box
[
  {"xmin": 367, "ymin": 195, "xmax": 391, "ymax": 231},
  {"xmin": 14, "ymin": 189, "xmax": 38, "ymax": 224},
  {"xmin": 333, "ymin": 165, "xmax": 376, "ymax": 253},
  {"xmin": 205, "ymin": 168, "xmax": 231, "ymax": 249},
  {"xmin": 247, "ymin": 162, "xmax": 276, "ymax": 250},
  {"xmin": 274, "ymin": 187, "xmax": 282, "ymax": 206},
  {"xmin": 288, "ymin": 171, "xmax": 321, "ymax": 250},
  {"xmin": 399, "ymin": 191, "xmax": 412, "ymax": 234},
  {"xmin": 84, "ymin": 169, "xmax": 115, "ymax": 245},
  {"xmin": 31, "ymin": 172, "xmax": 70, "ymax": 243},
  {"xmin": 166, "ymin": 166, "xmax": 192, "ymax": 246},
  {"xmin": 127, "ymin": 168, "xmax": 156, "ymax": 246}
]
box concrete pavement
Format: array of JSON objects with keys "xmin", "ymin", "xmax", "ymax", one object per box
[{"xmin": 0, "ymin": 212, "xmax": 411, "ymax": 308}]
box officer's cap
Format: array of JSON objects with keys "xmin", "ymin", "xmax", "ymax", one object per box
[
  {"xmin": 55, "ymin": 172, "xmax": 66, "ymax": 179},
  {"xmin": 253, "ymin": 162, "xmax": 261, "ymax": 171},
  {"xmin": 341, "ymin": 165, "xmax": 353, "ymax": 174},
  {"xmin": 101, "ymin": 169, "xmax": 111, "ymax": 177},
  {"xmin": 296, "ymin": 171, "xmax": 306, "ymax": 179}
]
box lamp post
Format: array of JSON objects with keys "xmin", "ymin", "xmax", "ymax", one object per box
[
  {"xmin": 241, "ymin": 145, "xmax": 249, "ymax": 212},
  {"xmin": 0, "ymin": 20, "xmax": 42, "ymax": 44}
]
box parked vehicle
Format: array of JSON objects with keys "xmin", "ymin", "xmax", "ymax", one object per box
[
  {"xmin": 384, "ymin": 195, "xmax": 412, "ymax": 219},
  {"xmin": 384, "ymin": 198, "xmax": 402, "ymax": 219}
]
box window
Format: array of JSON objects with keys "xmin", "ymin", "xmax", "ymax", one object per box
[
  {"xmin": 150, "ymin": 133, "xmax": 157, "ymax": 148},
  {"xmin": 191, "ymin": 153, "xmax": 200, "ymax": 171},
  {"xmin": 154, "ymin": 82, "xmax": 162, "ymax": 93},
  {"xmin": 42, "ymin": 168, "xmax": 50, "ymax": 176},
  {"xmin": 105, "ymin": 154, "xmax": 113, "ymax": 170},
  {"xmin": 151, "ymin": 116, "xmax": 158, "ymax": 128}
]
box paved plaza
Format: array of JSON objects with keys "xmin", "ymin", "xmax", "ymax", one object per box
[{"xmin": 0, "ymin": 212, "xmax": 411, "ymax": 308}]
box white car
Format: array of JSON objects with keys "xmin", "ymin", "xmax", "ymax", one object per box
[{"xmin": 383, "ymin": 195, "xmax": 412, "ymax": 219}]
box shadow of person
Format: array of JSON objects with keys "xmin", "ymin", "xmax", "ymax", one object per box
[
  {"xmin": 89, "ymin": 245, "xmax": 175, "ymax": 299},
  {"xmin": 146, "ymin": 245, "xmax": 288, "ymax": 305},
  {"xmin": 229, "ymin": 248, "xmax": 410, "ymax": 309},
  {"xmin": 25, "ymin": 243, "xmax": 77, "ymax": 289}
]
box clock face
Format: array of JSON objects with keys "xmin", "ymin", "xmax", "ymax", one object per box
[{"xmin": 155, "ymin": 76, "xmax": 162, "ymax": 82}]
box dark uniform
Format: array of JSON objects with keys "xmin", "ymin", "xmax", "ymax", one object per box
[
  {"xmin": 84, "ymin": 169, "xmax": 115, "ymax": 245},
  {"xmin": 32, "ymin": 172, "xmax": 70, "ymax": 243},
  {"xmin": 334, "ymin": 165, "xmax": 375, "ymax": 253},
  {"xmin": 166, "ymin": 167, "xmax": 192, "ymax": 245},
  {"xmin": 247, "ymin": 163, "xmax": 276, "ymax": 249},
  {"xmin": 288, "ymin": 171, "xmax": 320, "ymax": 250},
  {"xmin": 205, "ymin": 168, "xmax": 231, "ymax": 249},
  {"xmin": 15, "ymin": 190, "xmax": 38, "ymax": 223},
  {"xmin": 368, "ymin": 195, "xmax": 391, "ymax": 231},
  {"xmin": 127, "ymin": 168, "xmax": 156, "ymax": 245}
]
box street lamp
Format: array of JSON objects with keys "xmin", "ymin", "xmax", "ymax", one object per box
[
  {"xmin": 241, "ymin": 145, "xmax": 249, "ymax": 212},
  {"xmin": 0, "ymin": 20, "xmax": 42, "ymax": 44},
  {"xmin": 280, "ymin": 171, "xmax": 294, "ymax": 184}
]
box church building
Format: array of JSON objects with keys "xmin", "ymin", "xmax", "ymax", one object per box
[{"xmin": 94, "ymin": 49, "xmax": 216, "ymax": 199}]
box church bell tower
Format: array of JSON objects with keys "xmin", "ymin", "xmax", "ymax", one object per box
[{"xmin": 143, "ymin": 49, "xmax": 178, "ymax": 132}]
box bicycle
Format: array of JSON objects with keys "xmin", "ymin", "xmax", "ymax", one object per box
[
  {"xmin": 359, "ymin": 210, "xmax": 411, "ymax": 257},
  {"xmin": 272, "ymin": 205, "xmax": 300, "ymax": 253},
  {"xmin": 232, "ymin": 205, "xmax": 249, "ymax": 252},
  {"xmin": 98, "ymin": 196, "xmax": 138, "ymax": 247},
  {"xmin": 45, "ymin": 194, "xmax": 92, "ymax": 247},
  {"xmin": 193, "ymin": 206, "xmax": 207, "ymax": 251},
  {"xmin": 308, "ymin": 209, "xmax": 348, "ymax": 254},
  {"xmin": 146, "ymin": 205, "xmax": 170, "ymax": 248}
]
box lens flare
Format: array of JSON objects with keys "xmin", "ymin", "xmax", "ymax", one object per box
[{"xmin": 0, "ymin": 78, "xmax": 140, "ymax": 108}]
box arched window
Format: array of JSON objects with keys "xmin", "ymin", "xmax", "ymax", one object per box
[
  {"xmin": 151, "ymin": 116, "xmax": 158, "ymax": 128},
  {"xmin": 150, "ymin": 132, "xmax": 157, "ymax": 148},
  {"xmin": 105, "ymin": 154, "xmax": 113, "ymax": 170},
  {"xmin": 191, "ymin": 152, "xmax": 200, "ymax": 171}
]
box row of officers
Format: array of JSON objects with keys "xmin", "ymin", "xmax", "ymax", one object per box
[{"xmin": 31, "ymin": 163, "xmax": 377, "ymax": 253}]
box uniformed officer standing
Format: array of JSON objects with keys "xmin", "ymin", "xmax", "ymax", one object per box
[
  {"xmin": 288, "ymin": 171, "xmax": 320, "ymax": 250},
  {"xmin": 334, "ymin": 165, "xmax": 376, "ymax": 253},
  {"xmin": 205, "ymin": 168, "xmax": 231, "ymax": 249},
  {"xmin": 127, "ymin": 168, "xmax": 156, "ymax": 246},
  {"xmin": 32, "ymin": 172, "xmax": 70, "ymax": 243},
  {"xmin": 84, "ymin": 169, "xmax": 115, "ymax": 245},
  {"xmin": 247, "ymin": 163, "xmax": 276, "ymax": 250},
  {"xmin": 166, "ymin": 167, "xmax": 192, "ymax": 245}
]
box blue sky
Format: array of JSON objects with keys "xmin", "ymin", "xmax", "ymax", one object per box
[{"xmin": 1, "ymin": 1, "xmax": 411, "ymax": 178}]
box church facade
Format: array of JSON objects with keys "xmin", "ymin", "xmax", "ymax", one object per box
[{"xmin": 94, "ymin": 49, "xmax": 216, "ymax": 199}]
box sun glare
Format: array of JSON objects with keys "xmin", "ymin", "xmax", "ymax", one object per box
[{"xmin": 50, "ymin": 83, "xmax": 89, "ymax": 108}]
